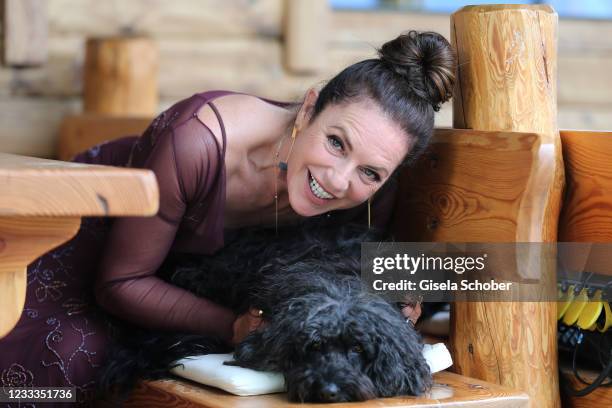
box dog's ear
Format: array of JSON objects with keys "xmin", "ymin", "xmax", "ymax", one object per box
[
  {"xmin": 232, "ymin": 329, "xmax": 283, "ymax": 371},
  {"xmin": 360, "ymin": 300, "xmax": 432, "ymax": 397},
  {"xmin": 233, "ymin": 298, "xmax": 309, "ymax": 372}
]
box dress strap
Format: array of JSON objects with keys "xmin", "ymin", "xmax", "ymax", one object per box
[{"xmin": 204, "ymin": 101, "xmax": 227, "ymax": 157}]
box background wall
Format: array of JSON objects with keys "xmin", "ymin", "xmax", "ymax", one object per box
[{"xmin": 1, "ymin": 0, "xmax": 611, "ymax": 157}]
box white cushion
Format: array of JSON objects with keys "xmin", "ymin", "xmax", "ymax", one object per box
[
  {"xmin": 170, "ymin": 343, "xmax": 452, "ymax": 396},
  {"xmin": 171, "ymin": 353, "xmax": 285, "ymax": 396}
]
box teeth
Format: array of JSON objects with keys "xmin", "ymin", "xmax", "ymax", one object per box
[{"xmin": 309, "ymin": 173, "xmax": 334, "ymax": 200}]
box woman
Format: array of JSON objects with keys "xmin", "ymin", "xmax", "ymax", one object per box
[{"xmin": 0, "ymin": 31, "xmax": 455, "ymax": 404}]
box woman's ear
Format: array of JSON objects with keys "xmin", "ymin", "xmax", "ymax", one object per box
[{"xmin": 295, "ymin": 88, "xmax": 319, "ymax": 130}]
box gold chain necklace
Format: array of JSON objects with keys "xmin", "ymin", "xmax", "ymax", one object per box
[{"xmin": 273, "ymin": 126, "xmax": 298, "ymax": 234}]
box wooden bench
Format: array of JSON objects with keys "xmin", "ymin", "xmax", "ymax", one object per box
[
  {"xmin": 57, "ymin": 113, "xmax": 152, "ymax": 161},
  {"xmin": 557, "ymin": 130, "xmax": 612, "ymax": 407},
  {"xmin": 123, "ymin": 371, "xmax": 528, "ymax": 407},
  {"xmin": 0, "ymin": 152, "xmax": 158, "ymax": 338}
]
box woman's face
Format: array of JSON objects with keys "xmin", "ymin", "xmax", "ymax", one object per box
[{"xmin": 286, "ymin": 91, "xmax": 410, "ymax": 217}]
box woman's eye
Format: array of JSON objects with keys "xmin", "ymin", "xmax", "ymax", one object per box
[
  {"xmin": 327, "ymin": 135, "xmax": 344, "ymax": 151},
  {"xmin": 352, "ymin": 345, "xmax": 364, "ymax": 353},
  {"xmin": 362, "ymin": 167, "xmax": 380, "ymax": 182}
]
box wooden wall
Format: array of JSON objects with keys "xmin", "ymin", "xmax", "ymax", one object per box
[{"xmin": 1, "ymin": 0, "xmax": 611, "ymax": 158}]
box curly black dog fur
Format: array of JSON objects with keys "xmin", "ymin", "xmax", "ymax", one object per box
[{"xmin": 98, "ymin": 223, "xmax": 431, "ymax": 403}]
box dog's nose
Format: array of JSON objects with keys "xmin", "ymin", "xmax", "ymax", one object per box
[{"xmin": 319, "ymin": 383, "xmax": 340, "ymax": 401}]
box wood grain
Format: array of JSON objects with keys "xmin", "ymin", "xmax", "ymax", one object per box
[
  {"xmin": 393, "ymin": 129, "xmax": 539, "ymax": 243},
  {"xmin": 0, "ymin": 216, "xmax": 80, "ymax": 337},
  {"xmin": 84, "ymin": 36, "xmax": 158, "ymax": 116},
  {"xmin": 449, "ymin": 5, "xmax": 563, "ymax": 408},
  {"xmin": 58, "ymin": 113, "xmax": 152, "ymax": 160},
  {"xmin": 0, "ymin": 152, "xmax": 159, "ymax": 337},
  {"xmin": 559, "ymin": 130, "xmax": 612, "ymax": 243},
  {"xmin": 0, "ymin": 152, "xmax": 159, "ymax": 216},
  {"xmin": 125, "ymin": 371, "xmax": 528, "ymax": 408}
]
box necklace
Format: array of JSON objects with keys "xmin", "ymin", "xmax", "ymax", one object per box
[{"xmin": 273, "ymin": 125, "xmax": 298, "ymax": 234}]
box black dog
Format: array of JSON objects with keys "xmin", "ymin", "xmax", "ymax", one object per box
[{"xmin": 98, "ymin": 223, "xmax": 431, "ymax": 402}]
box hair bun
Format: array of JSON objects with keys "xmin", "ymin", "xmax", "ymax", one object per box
[{"xmin": 378, "ymin": 31, "xmax": 456, "ymax": 111}]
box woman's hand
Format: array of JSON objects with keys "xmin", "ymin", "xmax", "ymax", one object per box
[
  {"xmin": 399, "ymin": 295, "xmax": 423, "ymax": 325},
  {"xmin": 231, "ymin": 307, "xmax": 266, "ymax": 346},
  {"xmin": 401, "ymin": 302, "xmax": 422, "ymax": 325}
]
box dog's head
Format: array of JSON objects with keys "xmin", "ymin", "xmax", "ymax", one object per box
[{"xmin": 233, "ymin": 270, "xmax": 432, "ymax": 402}]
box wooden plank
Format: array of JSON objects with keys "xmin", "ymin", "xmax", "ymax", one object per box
[
  {"xmin": 559, "ymin": 130, "xmax": 612, "ymax": 243},
  {"xmin": 393, "ymin": 129, "xmax": 540, "ymax": 243},
  {"xmin": 0, "ymin": 152, "xmax": 159, "ymax": 216},
  {"xmin": 0, "ymin": 152, "xmax": 159, "ymax": 338},
  {"xmin": 330, "ymin": 10, "xmax": 450, "ymax": 44},
  {"xmin": 2, "ymin": 0, "xmax": 48, "ymax": 66},
  {"xmin": 125, "ymin": 371, "xmax": 528, "ymax": 407},
  {"xmin": 558, "ymin": 53, "xmax": 612, "ymax": 106},
  {"xmin": 58, "ymin": 113, "xmax": 152, "ymax": 161},
  {"xmin": 46, "ymin": 0, "xmax": 281, "ymax": 39}
]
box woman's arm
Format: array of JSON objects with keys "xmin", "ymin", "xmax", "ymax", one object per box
[{"xmin": 94, "ymin": 121, "xmax": 236, "ymax": 342}]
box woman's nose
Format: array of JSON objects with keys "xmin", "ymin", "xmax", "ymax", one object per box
[{"xmin": 326, "ymin": 167, "xmax": 351, "ymax": 196}]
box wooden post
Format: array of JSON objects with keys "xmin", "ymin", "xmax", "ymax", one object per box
[
  {"xmin": 283, "ymin": 0, "xmax": 328, "ymax": 74},
  {"xmin": 2, "ymin": 0, "xmax": 48, "ymax": 66},
  {"xmin": 83, "ymin": 36, "xmax": 158, "ymax": 116},
  {"xmin": 451, "ymin": 5, "xmax": 563, "ymax": 408}
]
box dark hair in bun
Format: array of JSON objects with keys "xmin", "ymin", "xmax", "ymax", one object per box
[{"xmin": 312, "ymin": 31, "xmax": 456, "ymax": 165}]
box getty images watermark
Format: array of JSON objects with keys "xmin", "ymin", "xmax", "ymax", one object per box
[{"xmin": 361, "ymin": 242, "xmax": 612, "ymax": 302}]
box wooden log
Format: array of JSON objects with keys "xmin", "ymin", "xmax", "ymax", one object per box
[
  {"xmin": 125, "ymin": 371, "xmax": 529, "ymax": 407},
  {"xmin": 58, "ymin": 113, "xmax": 152, "ymax": 161},
  {"xmin": 83, "ymin": 36, "xmax": 158, "ymax": 116},
  {"xmin": 450, "ymin": 5, "xmax": 564, "ymax": 407},
  {"xmin": 283, "ymin": 0, "xmax": 329, "ymax": 74},
  {"xmin": 0, "ymin": 152, "xmax": 159, "ymax": 337},
  {"xmin": 2, "ymin": 0, "xmax": 47, "ymax": 66}
]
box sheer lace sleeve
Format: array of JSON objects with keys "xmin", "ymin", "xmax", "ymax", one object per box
[{"xmin": 94, "ymin": 114, "xmax": 235, "ymax": 342}]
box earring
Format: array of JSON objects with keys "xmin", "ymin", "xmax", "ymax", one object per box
[
  {"xmin": 368, "ymin": 197, "xmax": 372, "ymax": 229},
  {"xmin": 278, "ymin": 125, "xmax": 298, "ymax": 171}
]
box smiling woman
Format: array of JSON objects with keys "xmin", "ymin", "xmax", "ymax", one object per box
[{"xmin": 0, "ymin": 30, "xmax": 456, "ymax": 404}]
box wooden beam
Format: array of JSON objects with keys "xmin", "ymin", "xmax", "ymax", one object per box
[
  {"xmin": 57, "ymin": 113, "xmax": 152, "ymax": 161},
  {"xmin": 2, "ymin": 0, "xmax": 48, "ymax": 66},
  {"xmin": 450, "ymin": 5, "xmax": 563, "ymax": 407}
]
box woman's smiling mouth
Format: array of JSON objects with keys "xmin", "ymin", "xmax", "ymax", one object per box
[{"xmin": 308, "ymin": 170, "xmax": 335, "ymax": 200}]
